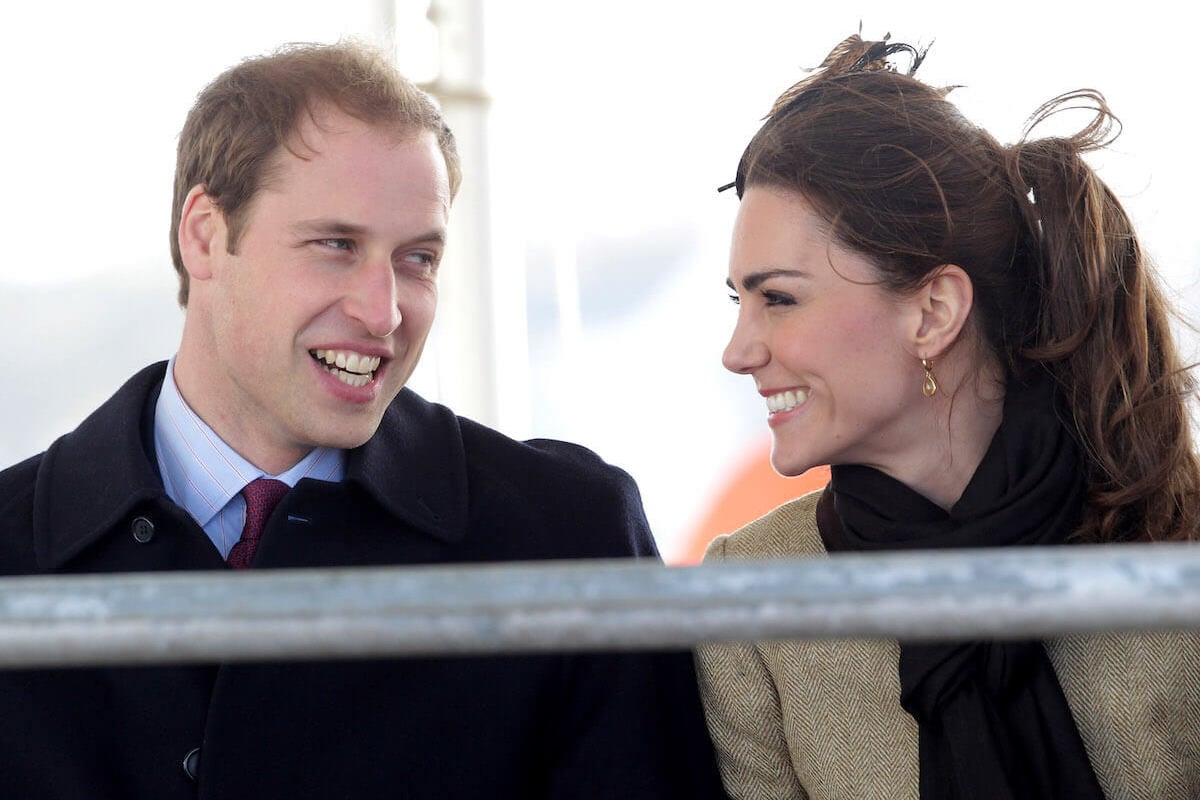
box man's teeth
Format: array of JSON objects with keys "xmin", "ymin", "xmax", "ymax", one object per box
[
  {"xmin": 333, "ymin": 371, "xmax": 371, "ymax": 388},
  {"xmin": 314, "ymin": 349, "xmax": 382, "ymax": 373},
  {"xmin": 766, "ymin": 389, "xmax": 808, "ymax": 414},
  {"xmin": 312, "ymin": 349, "xmax": 382, "ymax": 387}
]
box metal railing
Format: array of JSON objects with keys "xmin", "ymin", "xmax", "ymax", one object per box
[{"xmin": 1, "ymin": 542, "xmax": 1197, "ymax": 667}]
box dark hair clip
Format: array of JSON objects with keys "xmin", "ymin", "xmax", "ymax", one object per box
[{"xmin": 717, "ymin": 155, "xmax": 748, "ymax": 196}]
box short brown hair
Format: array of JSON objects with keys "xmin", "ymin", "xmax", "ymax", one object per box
[{"xmin": 169, "ymin": 40, "xmax": 461, "ymax": 305}]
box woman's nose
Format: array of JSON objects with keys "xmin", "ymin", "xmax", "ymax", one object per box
[{"xmin": 722, "ymin": 316, "xmax": 769, "ymax": 375}]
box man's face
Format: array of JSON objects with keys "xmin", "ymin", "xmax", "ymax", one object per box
[{"xmin": 176, "ymin": 109, "xmax": 451, "ymax": 473}]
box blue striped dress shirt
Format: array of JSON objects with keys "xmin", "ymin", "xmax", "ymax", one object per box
[{"xmin": 153, "ymin": 357, "xmax": 345, "ymax": 558}]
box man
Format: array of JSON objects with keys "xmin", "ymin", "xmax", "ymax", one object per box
[{"xmin": 0, "ymin": 42, "xmax": 725, "ymax": 798}]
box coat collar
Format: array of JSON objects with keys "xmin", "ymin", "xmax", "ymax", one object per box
[
  {"xmin": 34, "ymin": 362, "xmax": 469, "ymax": 569},
  {"xmin": 34, "ymin": 364, "xmax": 170, "ymax": 569},
  {"xmin": 346, "ymin": 387, "xmax": 469, "ymax": 545}
]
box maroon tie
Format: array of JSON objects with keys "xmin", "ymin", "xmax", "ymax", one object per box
[{"xmin": 227, "ymin": 478, "xmax": 290, "ymax": 569}]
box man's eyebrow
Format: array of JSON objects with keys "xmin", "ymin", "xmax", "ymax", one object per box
[
  {"xmin": 290, "ymin": 219, "xmax": 369, "ymax": 237},
  {"xmin": 289, "ymin": 219, "xmax": 447, "ymax": 245},
  {"xmin": 414, "ymin": 229, "xmax": 447, "ymax": 246},
  {"xmin": 729, "ymin": 268, "xmax": 811, "ymax": 292}
]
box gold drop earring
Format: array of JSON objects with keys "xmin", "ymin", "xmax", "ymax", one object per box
[{"xmin": 921, "ymin": 358, "xmax": 938, "ymax": 397}]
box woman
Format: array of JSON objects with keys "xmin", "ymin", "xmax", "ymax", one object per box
[{"xmin": 697, "ymin": 34, "xmax": 1200, "ymax": 800}]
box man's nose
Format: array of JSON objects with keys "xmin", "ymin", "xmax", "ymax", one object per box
[{"xmin": 345, "ymin": 257, "xmax": 402, "ymax": 337}]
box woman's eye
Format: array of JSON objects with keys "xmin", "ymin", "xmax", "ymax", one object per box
[
  {"xmin": 763, "ymin": 290, "xmax": 795, "ymax": 306},
  {"xmin": 728, "ymin": 293, "xmax": 741, "ymax": 306}
]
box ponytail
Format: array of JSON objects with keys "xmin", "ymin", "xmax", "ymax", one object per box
[{"xmin": 1007, "ymin": 91, "xmax": 1199, "ymax": 542}]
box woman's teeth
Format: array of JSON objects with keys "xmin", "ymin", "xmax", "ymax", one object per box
[{"xmin": 766, "ymin": 389, "xmax": 808, "ymax": 414}]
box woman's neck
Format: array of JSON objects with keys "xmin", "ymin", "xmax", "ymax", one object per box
[{"xmin": 891, "ymin": 362, "xmax": 1007, "ymax": 511}]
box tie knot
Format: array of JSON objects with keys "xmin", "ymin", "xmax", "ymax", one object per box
[
  {"xmin": 227, "ymin": 478, "xmax": 291, "ymax": 569},
  {"xmin": 241, "ymin": 478, "xmax": 291, "ymax": 536}
]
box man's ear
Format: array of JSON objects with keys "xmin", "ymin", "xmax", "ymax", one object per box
[
  {"xmin": 911, "ymin": 264, "xmax": 974, "ymax": 359},
  {"xmin": 177, "ymin": 185, "xmax": 221, "ymax": 282}
]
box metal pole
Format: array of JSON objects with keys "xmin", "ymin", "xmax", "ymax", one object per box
[
  {"xmin": 418, "ymin": 0, "xmax": 501, "ymax": 427},
  {"xmin": 1, "ymin": 543, "xmax": 1198, "ymax": 667}
]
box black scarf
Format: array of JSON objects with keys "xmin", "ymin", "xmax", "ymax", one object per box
[{"xmin": 816, "ymin": 379, "xmax": 1105, "ymax": 800}]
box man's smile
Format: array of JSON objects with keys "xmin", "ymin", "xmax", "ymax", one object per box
[{"xmin": 311, "ymin": 348, "xmax": 383, "ymax": 388}]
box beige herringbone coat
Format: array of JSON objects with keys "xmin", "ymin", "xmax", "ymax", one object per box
[{"xmin": 695, "ymin": 490, "xmax": 1200, "ymax": 800}]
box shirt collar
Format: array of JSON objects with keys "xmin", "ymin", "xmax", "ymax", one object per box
[{"xmin": 153, "ymin": 356, "xmax": 344, "ymax": 527}]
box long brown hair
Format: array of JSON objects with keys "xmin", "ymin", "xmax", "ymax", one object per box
[{"xmin": 728, "ymin": 35, "xmax": 1199, "ymax": 542}]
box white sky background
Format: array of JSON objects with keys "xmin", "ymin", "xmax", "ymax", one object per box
[{"xmin": 1, "ymin": 1, "xmax": 1196, "ymax": 560}]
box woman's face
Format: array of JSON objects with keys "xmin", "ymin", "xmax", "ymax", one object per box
[{"xmin": 724, "ymin": 186, "xmax": 927, "ymax": 477}]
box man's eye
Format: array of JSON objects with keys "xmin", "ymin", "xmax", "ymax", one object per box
[
  {"xmin": 317, "ymin": 238, "xmax": 353, "ymax": 252},
  {"xmin": 401, "ymin": 252, "xmax": 439, "ymax": 271}
]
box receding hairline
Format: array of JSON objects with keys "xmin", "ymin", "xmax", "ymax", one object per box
[{"xmin": 278, "ymin": 101, "xmax": 447, "ymax": 162}]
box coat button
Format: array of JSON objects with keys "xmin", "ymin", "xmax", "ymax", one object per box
[
  {"xmin": 182, "ymin": 747, "xmax": 200, "ymax": 780},
  {"xmin": 131, "ymin": 516, "xmax": 155, "ymax": 544}
]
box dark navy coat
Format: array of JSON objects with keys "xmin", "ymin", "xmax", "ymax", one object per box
[{"xmin": 0, "ymin": 362, "xmax": 726, "ymax": 799}]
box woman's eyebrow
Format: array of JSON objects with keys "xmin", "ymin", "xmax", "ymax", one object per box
[{"xmin": 731, "ymin": 268, "xmax": 811, "ymax": 292}]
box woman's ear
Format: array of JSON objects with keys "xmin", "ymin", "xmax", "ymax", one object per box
[
  {"xmin": 176, "ymin": 185, "xmax": 221, "ymax": 282},
  {"xmin": 912, "ymin": 264, "xmax": 974, "ymax": 358}
]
